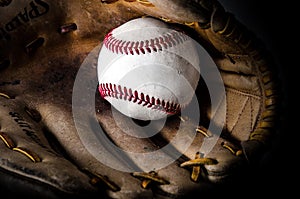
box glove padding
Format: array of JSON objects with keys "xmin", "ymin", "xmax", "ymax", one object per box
[{"xmin": 0, "ymin": 0, "xmax": 281, "ymax": 198}]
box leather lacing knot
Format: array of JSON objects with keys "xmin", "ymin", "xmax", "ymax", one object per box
[
  {"xmin": 180, "ymin": 125, "xmax": 244, "ymax": 182},
  {"xmin": 180, "ymin": 152, "xmax": 217, "ymax": 182},
  {"xmin": 132, "ymin": 171, "xmax": 170, "ymax": 189},
  {"xmin": 84, "ymin": 169, "xmax": 121, "ymax": 192},
  {"xmin": 221, "ymin": 141, "xmax": 243, "ymax": 156}
]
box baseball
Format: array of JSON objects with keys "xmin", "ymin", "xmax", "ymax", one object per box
[{"xmin": 97, "ymin": 17, "xmax": 201, "ymax": 121}]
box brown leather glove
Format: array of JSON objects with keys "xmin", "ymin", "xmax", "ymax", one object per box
[{"xmin": 0, "ymin": 0, "xmax": 282, "ymax": 198}]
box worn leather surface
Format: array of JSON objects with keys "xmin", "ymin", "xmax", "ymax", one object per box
[{"xmin": 0, "ymin": 0, "xmax": 282, "ymax": 198}]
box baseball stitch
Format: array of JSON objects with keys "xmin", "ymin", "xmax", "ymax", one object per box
[
  {"xmin": 103, "ymin": 30, "xmax": 189, "ymax": 55},
  {"xmin": 99, "ymin": 30, "xmax": 189, "ymax": 115},
  {"xmin": 99, "ymin": 83, "xmax": 181, "ymax": 114}
]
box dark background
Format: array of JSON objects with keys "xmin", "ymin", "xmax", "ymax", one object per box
[{"xmin": 219, "ymin": 0, "xmax": 291, "ymax": 197}]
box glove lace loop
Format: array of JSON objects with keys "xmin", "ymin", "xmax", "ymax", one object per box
[
  {"xmin": 0, "ymin": 131, "xmax": 41, "ymax": 162},
  {"xmin": 180, "ymin": 152, "xmax": 217, "ymax": 182},
  {"xmin": 88, "ymin": 171, "xmax": 121, "ymax": 192},
  {"xmin": 132, "ymin": 171, "xmax": 170, "ymax": 189},
  {"xmin": 0, "ymin": 92, "xmax": 11, "ymax": 99}
]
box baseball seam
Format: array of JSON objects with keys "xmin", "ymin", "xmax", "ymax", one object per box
[
  {"xmin": 99, "ymin": 83, "xmax": 181, "ymax": 114},
  {"xmin": 104, "ymin": 30, "xmax": 189, "ymax": 55}
]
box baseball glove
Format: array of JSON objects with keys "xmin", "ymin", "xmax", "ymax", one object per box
[{"xmin": 0, "ymin": 0, "xmax": 282, "ymax": 198}]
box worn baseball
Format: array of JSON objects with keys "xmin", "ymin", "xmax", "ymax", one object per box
[{"xmin": 97, "ymin": 17, "xmax": 200, "ymax": 121}]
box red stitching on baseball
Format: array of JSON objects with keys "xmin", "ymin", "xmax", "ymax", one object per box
[
  {"xmin": 104, "ymin": 30, "xmax": 189, "ymax": 55},
  {"xmin": 99, "ymin": 83, "xmax": 181, "ymax": 114}
]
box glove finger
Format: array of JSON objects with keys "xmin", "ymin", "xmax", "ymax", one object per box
[{"xmin": 0, "ymin": 96, "xmax": 99, "ymax": 198}]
